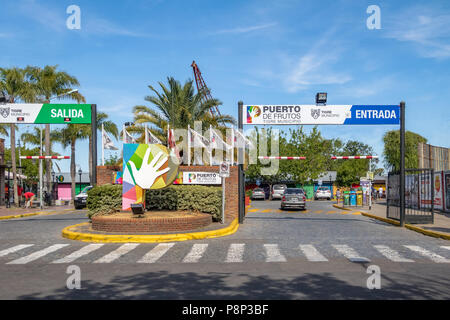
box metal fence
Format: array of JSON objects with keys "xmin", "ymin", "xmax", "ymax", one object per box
[{"xmin": 387, "ymin": 169, "xmax": 434, "ymax": 224}]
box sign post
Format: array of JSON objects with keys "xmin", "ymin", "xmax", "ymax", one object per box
[{"xmin": 219, "ymin": 161, "xmax": 230, "ymax": 224}]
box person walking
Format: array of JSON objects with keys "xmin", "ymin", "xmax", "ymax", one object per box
[
  {"xmin": 24, "ymin": 191, "xmax": 35, "ymax": 209},
  {"xmin": 378, "ymin": 187, "xmax": 383, "ymax": 199}
]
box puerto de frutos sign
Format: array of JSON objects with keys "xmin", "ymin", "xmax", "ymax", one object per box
[
  {"xmin": 0, "ymin": 104, "xmax": 92, "ymax": 124},
  {"xmin": 244, "ymin": 105, "xmax": 400, "ymax": 125}
]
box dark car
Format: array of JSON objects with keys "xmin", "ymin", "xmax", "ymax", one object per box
[
  {"xmin": 74, "ymin": 185, "xmax": 93, "ymax": 209},
  {"xmin": 280, "ymin": 188, "xmax": 306, "ymax": 210}
]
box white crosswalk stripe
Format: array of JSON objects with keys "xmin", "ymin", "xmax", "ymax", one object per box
[
  {"xmin": 298, "ymin": 244, "xmax": 328, "ymax": 262},
  {"xmin": 52, "ymin": 244, "xmax": 105, "ymax": 264},
  {"xmin": 373, "ymin": 245, "xmax": 414, "ymax": 262},
  {"xmin": 225, "ymin": 244, "xmax": 245, "ymax": 263},
  {"xmin": 404, "ymin": 245, "xmax": 450, "ymax": 263},
  {"xmin": 332, "ymin": 244, "xmax": 370, "ymax": 263},
  {"xmin": 93, "ymin": 243, "xmax": 140, "ymax": 263},
  {"xmin": 6, "ymin": 244, "xmax": 69, "ymax": 264},
  {"xmin": 264, "ymin": 244, "xmax": 287, "ymax": 262},
  {"xmin": 183, "ymin": 244, "xmax": 208, "ymax": 263},
  {"xmin": 0, "ymin": 244, "xmax": 34, "ymax": 257},
  {"xmin": 138, "ymin": 243, "xmax": 175, "ymax": 263},
  {"xmin": 441, "ymin": 246, "xmax": 450, "ymax": 251}
]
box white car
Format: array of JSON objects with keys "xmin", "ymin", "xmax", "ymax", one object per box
[
  {"xmin": 271, "ymin": 184, "xmax": 287, "ymax": 200},
  {"xmin": 314, "ymin": 187, "xmax": 332, "ymax": 200}
]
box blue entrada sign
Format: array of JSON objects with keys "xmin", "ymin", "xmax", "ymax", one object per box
[{"xmin": 343, "ymin": 105, "xmax": 400, "ymax": 125}]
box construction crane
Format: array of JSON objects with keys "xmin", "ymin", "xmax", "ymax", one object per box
[{"xmin": 191, "ymin": 61, "xmax": 222, "ymax": 119}]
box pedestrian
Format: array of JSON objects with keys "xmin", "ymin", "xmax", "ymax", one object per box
[
  {"xmin": 378, "ymin": 187, "xmax": 383, "ymax": 199},
  {"xmin": 336, "ymin": 189, "xmax": 341, "ymax": 203},
  {"xmin": 24, "ymin": 191, "xmax": 35, "ymax": 209}
]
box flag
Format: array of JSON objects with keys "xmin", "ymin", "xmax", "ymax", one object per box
[
  {"xmin": 123, "ymin": 128, "xmax": 136, "ymax": 144},
  {"xmin": 147, "ymin": 128, "xmax": 162, "ymax": 144},
  {"xmin": 210, "ymin": 128, "xmax": 232, "ymax": 150},
  {"xmin": 103, "ymin": 130, "xmax": 118, "ymax": 150},
  {"xmin": 168, "ymin": 128, "xmax": 181, "ymax": 163},
  {"xmin": 234, "ymin": 128, "xmax": 254, "ymax": 149},
  {"xmin": 189, "ymin": 128, "xmax": 210, "ymax": 150}
]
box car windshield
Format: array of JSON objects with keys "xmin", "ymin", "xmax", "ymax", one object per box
[
  {"xmin": 273, "ymin": 185, "xmax": 286, "ymax": 190},
  {"xmin": 285, "ymin": 189, "xmax": 304, "ymax": 194},
  {"xmin": 318, "ymin": 187, "xmax": 329, "ymax": 191},
  {"xmin": 81, "ymin": 186, "xmax": 92, "ymax": 194},
  {"xmin": 254, "ymin": 188, "xmax": 264, "ymax": 192}
]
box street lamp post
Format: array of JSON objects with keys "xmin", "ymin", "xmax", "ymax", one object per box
[
  {"xmin": 6, "ymin": 161, "xmax": 11, "ymax": 208},
  {"xmin": 329, "ymin": 174, "xmax": 332, "ymax": 199},
  {"xmin": 51, "ymin": 170, "xmax": 55, "ymax": 205},
  {"xmin": 78, "ymin": 168, "xmax": 82, "ymax": 194}
]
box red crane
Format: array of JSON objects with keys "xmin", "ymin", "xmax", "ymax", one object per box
[{"xmin": 191, "ymin": 61, "xmax": 222, "ymax": 119}]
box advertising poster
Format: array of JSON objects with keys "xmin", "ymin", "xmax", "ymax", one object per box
[
  {"xmin": 433, "ymin": 172, "xmax": 443, "ymax": 210},
  {"xmin": 419, "ymin": 172, "xmax": 433, "ymax": 208},
  {"xmin": 445, "ymin": 172, "xmax": 450, "ymax": 212}
]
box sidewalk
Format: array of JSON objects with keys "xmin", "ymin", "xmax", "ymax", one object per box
[
  {"xmin": 0, "ymin": 205, "xmax": 75, "ymax": 219},
  {"xmin": 334, "ymin": 201, "xmax": 450, "ymax": 240}
]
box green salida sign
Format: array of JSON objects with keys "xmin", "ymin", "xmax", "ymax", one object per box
[{"xmin": 0, "ymin": 104, "xmax": 92, "ymax": 124}]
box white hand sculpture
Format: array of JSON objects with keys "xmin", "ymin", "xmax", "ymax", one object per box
[{"xmin": 129, "ymin": 149, "xmax": 170, "ymax": 189}]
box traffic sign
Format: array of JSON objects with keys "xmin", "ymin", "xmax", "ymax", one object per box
[{"xmin": 219, "ymin": 161, "xmax": 230, "ymax": 178}]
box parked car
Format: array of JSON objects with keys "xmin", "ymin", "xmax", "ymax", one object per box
[
  {"xmin": 74, "ymin": 185, "xmax": 93, "ymax": 209},
  {"xmin": 251, "ymin": 188, "xmax": 266, "ymax": 200},
  {"xmin": 281, "ymin": 188, "xmax": 306, "ymax": 210},
  {"xmin": 314, "ymin": 187, "xmax": 332, "ymax": 200},
  {"xmin": 271, "ymin": 184, "xmax": 287, "ymax": 200}
]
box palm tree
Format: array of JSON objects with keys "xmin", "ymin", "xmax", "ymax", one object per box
[
  {"xmin": 56, "ymin": 124, "xmax": 90, "ymax": 203},
  {"xmin": 130, "ymin": 77, "xmax": 235, "ymax": 143},
  {"xmin": 26, "ymin": 65, "xmax": 85, "ymax": 195},
  {"xmin": 84, "ymin": 112, "xmax": 118, "ymax": 184},
  {"xmin": 0, "ymin": 67, "xmax": 36, "ymax": 206}
]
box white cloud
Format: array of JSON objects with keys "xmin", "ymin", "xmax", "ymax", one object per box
[
  {"xmin": 212, "ymin": 22, "xmax": 277, "ymax": 35},
  {"xmin": 385, "ymin": 7, "xmax": 450, "ymax": 59}
]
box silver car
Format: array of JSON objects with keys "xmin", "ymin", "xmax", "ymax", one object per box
[
  {"xmin": 251, "ymin": 188, "xmax": 266, "ymax": 200},
  {"xmin": 281, "ymin": 188, "xmax": 306, "ymax": 210},
  {"xmin": 314, "ymin": 187, "xmax": 332, "ymax": 200},
  {"xmin": 271, "ymin": 184, "xmax": 287, "ymax": 200}
]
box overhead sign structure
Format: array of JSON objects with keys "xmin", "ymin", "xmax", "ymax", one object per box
[
  {"xmin": 0, "ymin": 104, "xmax": 92, "ymax": 124},
  {"xmin": 244, "ymin": 105, "xmax": 400, "ymax": 125}
]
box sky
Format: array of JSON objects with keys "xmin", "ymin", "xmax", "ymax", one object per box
[{"xmin": 1, "ymin": 0, "xmax": 449, "ymax": 173}]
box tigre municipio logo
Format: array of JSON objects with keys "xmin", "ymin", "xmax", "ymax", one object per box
[
  {"xmin": 311, "ymin": 108, "xmax": 320, "ymax": 119},
  {"xmin": 0, "ymin": 107, "xmax": 10, "ymax": 118}
]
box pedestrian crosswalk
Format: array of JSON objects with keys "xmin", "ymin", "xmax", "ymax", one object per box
[{"xmin": 0, "ymin": 242, "xmax": 449, "ymax": 265}]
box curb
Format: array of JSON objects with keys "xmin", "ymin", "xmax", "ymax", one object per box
[
  {"xmin": 360, "ymin": 212, "xmax": 450, "ymax": 240},
  {"xmin": 0, "ymin": 208, "xmax": 78, "ymax": 221},
  {"xmin": 332, "ymin": 204, "xmax": 352, "ymax": 211},
  {"xmin": 62, "ymin": 218, "xmax": 240, "ymax": 243}
]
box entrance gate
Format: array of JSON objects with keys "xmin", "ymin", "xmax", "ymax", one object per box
[
  {"xmin": 237, "ymin": 101, "xmax": 407, "ymax": 225},
  {"xmin": 387, "ymin": 169, "xmax": 434, "ymax": 224}
]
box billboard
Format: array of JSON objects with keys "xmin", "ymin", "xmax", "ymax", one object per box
[
  {"xmin": 445, "ymin": 172, "xmax": 450, "ymax": 212},
  {"xmin": 243, "ymin": 105, "xmax": 400, "ymax": 125},
  {"xmin": 434, "ymin": 172, "xmax": 443, "ymax": 210},
  {"xmin": 0, "ymin": 104, "xmax": 92, "ymax": 124}
]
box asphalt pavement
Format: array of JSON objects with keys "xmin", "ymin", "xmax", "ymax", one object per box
[{"xmin": 0, "ymin": 201, "xmax": 449, "ymax": 300}]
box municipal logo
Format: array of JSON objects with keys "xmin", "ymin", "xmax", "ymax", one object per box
[
  {"xmin": 247, "ymin": 105, "xmax": 261, "ymax": 123},
  {"xmin": 311, "ymin": 108, "xmax": 320, "ymax": 119},
  {"xmin": 0, "ymin": 107, "xmax": 10, "ymax": 118}
]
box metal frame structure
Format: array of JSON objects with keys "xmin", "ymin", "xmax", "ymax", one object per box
[{"xmin": 191, "ymin": 61, "xmax": 222, "ymax": 119}]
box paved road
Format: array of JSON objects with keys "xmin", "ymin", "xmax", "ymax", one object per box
[{"xmin": 0, "ymin": 202, "xmax": 449, "ymax": 300}]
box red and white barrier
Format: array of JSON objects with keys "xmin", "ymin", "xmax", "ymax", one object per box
[
  {"xmin": 258, "ymin": 156, "xmax": 306, "ymax": 160},
  {"xmin": 331, "ymin": 156, "xmax": 378, "ymax": 160},
  {"xmin": 20, "ymin": 156, "xmax": 70, "ymax": 159}
]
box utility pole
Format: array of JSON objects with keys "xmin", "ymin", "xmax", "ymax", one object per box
[{"xmin": 399, "ymin": 101, "xmax": 406, "ymax": 227}]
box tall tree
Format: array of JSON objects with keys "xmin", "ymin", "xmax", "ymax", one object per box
[
  {"xmin": 56, "ymin": 124, "xmax": 90, "ymax": 203},
  {"xmin": 383, "ymin": 130, "xmax": 427, "ymax": 172},
  {"xmin": 130, "ymin": 77, "xmax": 235, "ymax": 145},
  {"xmin": 0, "ymin": 67, "xmax": 36, "ymax": 206},
  {"xmin": 26, "ymin": 65, "xmax": 85, "ymax": 195}
]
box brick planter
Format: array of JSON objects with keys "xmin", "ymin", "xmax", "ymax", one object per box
[{"xmin": 91, "ymin": 212, "xmax": 212, "ymax": 233}]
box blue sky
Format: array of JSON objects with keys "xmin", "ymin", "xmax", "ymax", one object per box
[{"xmin": 1, "ymin": 0, "xmax": 449, "ymax": 173}]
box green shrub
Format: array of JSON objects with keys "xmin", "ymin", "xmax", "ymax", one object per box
[
  {"xmin": 86, "ymin": 184, "xmax": 122, "ymax": 218},
  {"xmin": 86, "ymin": 184, "xmax": 223, "ymax": 221},
  {"xmin": 146, "ymin": 185, "xmax": 222, "ymax": 221}
]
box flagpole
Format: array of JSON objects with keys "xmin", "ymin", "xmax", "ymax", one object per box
[
  {"xmin": 209, "ymin": 124, "xmax": 213, "ymax": 166},
  {"xmin": 102, "ymin": 123, "xmax": 105, "ymax": 166},
  {"xmin": 145, "ymin": 123, "xmax": 148, "ymax": 144},
  {"xmin": 231, "ymin": 127, "xmax": 235, "ymax": 165},
  {"xmin": 188, "ymin": 124, "xmax": 191, "ymax": 166}
]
